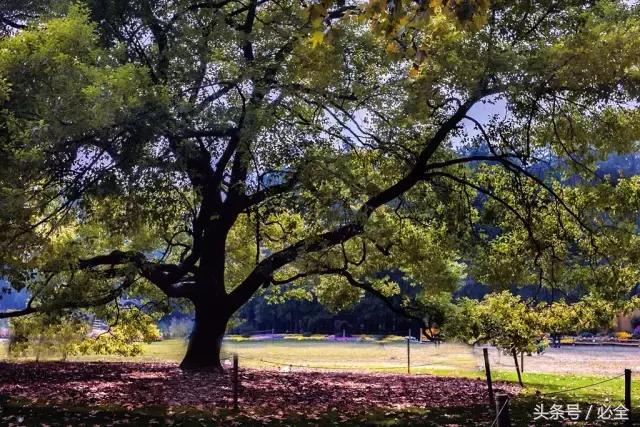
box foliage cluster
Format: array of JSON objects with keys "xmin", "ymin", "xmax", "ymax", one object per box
[
  {"xmin": 444, "ymin": 291, "xmax": 640, "ymax": 355},
  {"xmin": 1, "ymin": 0, "xmax": 640, "ymax": 367},
  {"xmin": 8, "ymin": 308, "xmax": 161, "ymax": 359}
]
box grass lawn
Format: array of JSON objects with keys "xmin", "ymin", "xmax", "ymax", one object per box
[{"xmin": 148, "ymin": 338, "xmax": 480, "ymax": 371}]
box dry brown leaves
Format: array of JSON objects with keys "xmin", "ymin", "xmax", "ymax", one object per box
[{"xmin": 0, "ymin": 362, "xmax": 519, "ymax": 421}]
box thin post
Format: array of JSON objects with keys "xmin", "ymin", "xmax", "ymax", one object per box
[
  {"xmin": 406, "ymin": 337, "xmax": 411, "ymax": 374},
  {"xmin": 483, "ymin": 348, "xmax": 495, "ymax": 409},
  {"xmin": 418, "ymin": 328, "xmax": 422, "ymax": 343},
  {"xmin": 233, "ymin": 354, "xmax": 239, "ymax": 411},
  {"xmin": 520, "ymin": 352, "xmax": 524, "ymax": 373},
  {"xmin": 625, "ymin": 368, "xmax": 632, "ymax": 426},
  {"xmin": 494, "ymin": 393, "xmax": 511, "ymax": 427}
]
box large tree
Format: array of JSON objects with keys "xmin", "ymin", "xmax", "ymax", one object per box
[{"xmin": 1, "ymin": 0, "xmax": 640, "ymax": 370}]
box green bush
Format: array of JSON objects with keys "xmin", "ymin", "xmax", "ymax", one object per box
[{"xmin": 9, "ymin": 313, "xmax": 89, "ymax": 361}]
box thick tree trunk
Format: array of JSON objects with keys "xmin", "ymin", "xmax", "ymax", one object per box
[{"xmin": 180, "ymin": 303, "xmax": 230, "ymax": 371}]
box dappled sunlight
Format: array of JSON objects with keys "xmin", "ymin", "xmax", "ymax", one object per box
[{"xmin": 0, "ymin": 361, "xmax": 518, "ymax": 422}]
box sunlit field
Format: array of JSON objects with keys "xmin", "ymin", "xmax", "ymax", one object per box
[
  {"xmin": 156, "ymin": 338, "xmax": 481, "ymax": 372},
  {"xmin": 0, "ymin": 336, "xmax": 479, "ymax": 371},
  {"xmin": 5, "ymin": 335, "xmax": 640, "ymax": 378}
]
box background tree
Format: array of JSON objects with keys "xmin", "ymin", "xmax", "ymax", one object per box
[
  {"xmin": 8, "ymin": 308, "xmax": 161, "ymax": 360},
  {"xmin": 446, "ymin": 292, "xmax": 640, "ymax": 386},
  {"xmin": 1, "ymin": 0, "xmax": 639, "ymax": 370},
  {"xmin": 446, "ymin": 293, "xmax": 539, "ymax": 385},
  {"xmin": 9, "ymin": 313, "xmax": 88, "ymax": 360}
]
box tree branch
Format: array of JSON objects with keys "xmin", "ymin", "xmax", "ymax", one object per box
[
  {"xmin": 0, "ymin": 277, "xmax": 136, "ymax": 319},
  {"xmin": 227, "ymin": 90, "xmax": 489, "ymax": 310},
  {"xmin": 79, "ymin": 250, "xmax": 197, "ymax": 298}
]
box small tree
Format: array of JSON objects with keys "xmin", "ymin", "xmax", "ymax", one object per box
[
  {"xmin": 9, "ymin": 313, "xmax": 88, "ymax": 360},
  {"xmin": 468, "ymin": 292, "xmax": 541, "ymax": 385},
  {"xmin": 80, "ymin": 309, "xmax": 162, "ymax": 357},
  {"xmin": 51, "ymin": 318, "xmax": 90, "ymax": 361},
  {"xmin": 9, "ymin": 308, "xmax": 161, "ymax": 359},
  {"xmin": 447, "ymin": 292, "xmax": 635, "ymax": 386},
  {"xmin": 8, "ymin": 314, "xmax": 44, "ymax": 358}
]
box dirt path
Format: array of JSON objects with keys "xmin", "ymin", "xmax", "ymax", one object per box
[{"xmin": 480, "ymin": 345, "xmax": 640, "ymax": 375}]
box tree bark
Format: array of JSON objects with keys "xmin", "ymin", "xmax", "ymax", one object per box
[
  {"xmin": 180, "ymin": 302, "xmax": 230, "ymax": 371},
  {"xmin": 512, "ymin": 349, "xmax": 523, "ymax": 386}
]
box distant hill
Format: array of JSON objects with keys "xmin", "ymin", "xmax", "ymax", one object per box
[{"xmin": 597, "ymin": 152, "xmax": 640, "ymax": 179}]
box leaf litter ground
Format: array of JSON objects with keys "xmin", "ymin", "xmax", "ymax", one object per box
[{"xmin": 0, "ymin": 362, "xmax": 519, "ymax": 425}]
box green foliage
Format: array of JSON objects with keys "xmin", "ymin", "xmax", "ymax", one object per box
[
  {"xmin": 9, "ymin": 313, "xmax": 89, "ymax": 360},
  {"xmin": 315, "ymin": 276, "xmax": 364, "ymax": 313},
  {"xmin": 445, "ymin": 291, "xmax": 636, "ymax": 355},
  {"xmin": 80, "ymin": 308, "xmax": 161, "ymax": 357},
  {"xmin": 0, "ymin": 4, "xmax": 166, "ymax": 286},
  {"xmin": 446, "ymin": 292, "xmax": 542, "ymax": 355},
  {"xmin": 1, "ymin": 0, "xmax": 640, "ymax": 365},
  {"xmin": 8, "ymin": 308, "xmax": 161, "ymax": 359}
]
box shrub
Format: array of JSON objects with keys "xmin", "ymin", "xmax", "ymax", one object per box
[
  {"xmin": 9, "ymin": 313, "xmax": 90, "ymax": 361},
  {"xmin": 615, "ymin": 331, "xmax": 632, "ymax": 341}
]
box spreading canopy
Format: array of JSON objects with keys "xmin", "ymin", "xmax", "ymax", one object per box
[{"xmin": 1, "ymin": 0, "xmax": 640, "ymax": 367}]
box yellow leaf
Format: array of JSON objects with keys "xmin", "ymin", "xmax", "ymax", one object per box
[
  {"xmin": 429, "ymin": 0, "xmax": 442, "ymax": 10},
  {"xmin": 386, "ymin": 42, "xmax": 400, "ymax": 54},
  {"xmin": 472, "ymin": 12, "xmax": 488, "ymax": 29},
  {"xmin": 408, "ymin": 64, "xmax": 421, "ymax": 78},
  {"xmin": 310, "ymin": 31, "xmax": 325, "ymax": 48},
  {"xmin": 310, "ymin": 16, "xmax": 324, "ymax": 30},
  {"xmin": 398, "ymin": 15, "xmax": 410, "ymax": 27}
]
